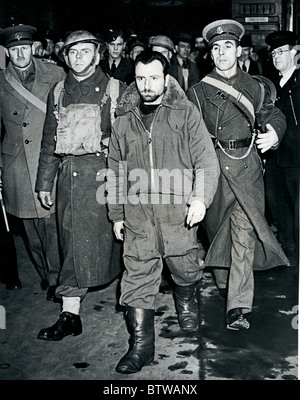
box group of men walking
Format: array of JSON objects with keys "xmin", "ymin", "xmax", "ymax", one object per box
[{"xmin": 0, "ymin": 17, "xmax": 297, "ymax": 375}]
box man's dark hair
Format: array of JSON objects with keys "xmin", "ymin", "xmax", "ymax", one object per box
[
  {"xmin": 209, "ymin": 39, "xmax": 240, "ymax": 49},
  {"xmin": 135, "ymin": 49, "xmax": 170, "ymax": 75}
]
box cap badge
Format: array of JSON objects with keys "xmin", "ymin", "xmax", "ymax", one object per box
[
  {"xmin": 15, "ymin": 33, "xmax": 23, "ymax": 41},
  {"xmin": 216, "ymin": 27, "xmax": 224, "ymax": 35}
]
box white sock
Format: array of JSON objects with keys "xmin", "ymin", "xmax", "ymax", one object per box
[{"xmin": 62, "ymin": 296, "xmax": 81, "ymax": 315}]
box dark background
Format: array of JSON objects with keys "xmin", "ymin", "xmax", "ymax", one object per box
[{"xmin": 0, "ymin": 0, "xmax": 232, "ymax": 40}]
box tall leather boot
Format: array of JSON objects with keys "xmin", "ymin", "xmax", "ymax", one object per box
[
  {"xmin": 174, "ymin": 282, "xmax": 199, "ymax": 331},
  {"xmin": 116, "ymin": 307, "xmax": 155, "ymax": 374}
]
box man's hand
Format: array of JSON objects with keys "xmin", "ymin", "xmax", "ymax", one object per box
[
  {"xmin": 38, "ymin": 191, "xmax": 53, "ymax": 209},
  {"xmin": 256, "ymin": 124, "xmax": 279, "ymax": 153},
  {"xmin": 186, "ymin": 199, "xmax": 206, "ymax": 228},
  {"xmin": 113, "ymin": 220, "xmax": 124, "ymax": 241}
]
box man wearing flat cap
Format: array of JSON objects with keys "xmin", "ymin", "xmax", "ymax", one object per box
[
  {"xmin": 187, "ymin": 19, "xmax": 289, "ymax": 331},
  {"xmin": 0, "ymin": 24, "xmax": 66, "ymax": 299},
  {"xmin": 169, "ymin": 32, "xmax": 200, "ymax": 92},
  {"xmin": 149, "ymin": 35, "xmax": 175, "ymax": 62},
  {"xmin": 263, "ymin": 30, "xmax": 299, "ymax": 268}
]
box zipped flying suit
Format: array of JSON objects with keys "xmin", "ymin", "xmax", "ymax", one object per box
[{"xmin": 107, "ymin": 76, "xmax": 220, "ymax": 309}]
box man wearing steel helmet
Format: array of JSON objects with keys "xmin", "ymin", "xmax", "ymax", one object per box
[
  {"xmin": 35, "ymin": 30, "xmax": 126, "ymax": 341},
  {"xmin": 0, "ymin": 24, "xmax": 65, "ymax": 296},
  {"xmin": 187, "ymin": 19, "xmax": 289, "ymax": 331}
]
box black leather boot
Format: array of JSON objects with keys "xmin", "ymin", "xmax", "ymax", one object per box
[
  {"xmin": 116, "ymin": 307, "xmax": 155, "ymax": 374},
  {"xmin": 37, "ymin": 312, "xmax": 82, "ymax": 341},
  {"xmin": 174, "ymin": 282, "xmax": 199, "ymax": 331}
]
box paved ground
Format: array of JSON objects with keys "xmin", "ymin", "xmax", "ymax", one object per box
[{"xmin": 0, "ymin": 232, "xmax": 298, "ymax": 387}]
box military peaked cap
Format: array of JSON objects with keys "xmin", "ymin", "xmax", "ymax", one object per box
[
  {"xmin": 203, "ymin": 19, "xmax": 245, "ymax": 45},
  {"xmin": 0, "ymin": 24, "xmax": 37, "ymax": 48}
]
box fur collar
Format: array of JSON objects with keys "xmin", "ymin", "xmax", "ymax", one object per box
[{"xmin": 116, "ymin": 75, "xmax": 189, "ymax": 116}]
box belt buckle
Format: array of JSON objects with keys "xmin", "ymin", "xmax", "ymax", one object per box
[{"xmin": 229, "ymin": 140, "xmax": 236, "ymax": 150}]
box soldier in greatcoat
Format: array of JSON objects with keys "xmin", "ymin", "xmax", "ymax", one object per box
[
  {"xmin": 187, "ymin": 19, "xmax": 289, "ymax": 331},
  {"xmin": 36, "ymin": 30, "xmax": 125, "ymax": 341},
  {"xmin": 0, "ymin": 24, "xmax": 66, "ymax": 297}
]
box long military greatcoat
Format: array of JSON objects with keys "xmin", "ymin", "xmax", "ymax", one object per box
[
  {"xmin": 0, "ymin": 58, "xmax": 66, "ymax": 218},
  {"xmin": 35, "ymin": 67, "xmax": 125, "ymax": 288},
  {"xmin": 187, "ymin": 68, "xmax": 289, "ymax": 270}
]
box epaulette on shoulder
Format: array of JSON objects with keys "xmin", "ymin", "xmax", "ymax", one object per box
[{"xmin": 40, "ymin": 58, "xmax": 57, "ymax": 65}]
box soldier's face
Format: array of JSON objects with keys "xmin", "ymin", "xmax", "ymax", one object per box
[
  {"xmin": 211, "ymin": 39, "xmax": 241, "ymax": 71},
  {"xmin": 6, "ymin": 45, "xmax": 33, "ymax": 69},
  {"xmin": 107, "ymin": 36, "xmax": 125, "ymax": 59},
  {"xmin": 135, "ymin": 60, "xmax": 167, "ymax": 105},
  {"xmin": 66, "ymin": 42, "xmax": 99, "ymax": 78}
]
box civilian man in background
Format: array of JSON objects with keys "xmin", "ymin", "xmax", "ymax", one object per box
[
  {"xmin": 264, "ymin": 30, "xmax": 299, "ymax": 267},
  {"xmin": 148, "ymin": 34, "xmax": 175, "ymax": 63},
  {"xmin": 169, "ymin": 32, "xmax": 200, "ymax": 91},
  {"xmin": 238, "ymin": 34, "xmax": 261, "ymax": 75}
]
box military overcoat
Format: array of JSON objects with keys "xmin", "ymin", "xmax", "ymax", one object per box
[
  {"xmin": 35, "ymin": 67, "xmax": 125, "ymax": 288},
  {"xmin": 187, "ymin": 68, "xmax": 289, "ymax": 270},
  {"xmin": 0, "ymin": 58, "xmax": 66, "ymax": 218}
]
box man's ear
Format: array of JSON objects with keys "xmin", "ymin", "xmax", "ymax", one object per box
[
  {"xmin": 175, "ymin": 45, "xmax": 178, "ymax": 53},
  {"xmin": 290, "ymin": 48, "xmax": 297, "ymax": 58},
  {"xmin": 236, "ymin": 45, "xmax": 242, "ymax": 57},
  {"xmin": 165, "ymin": 73, "xmax": 170, "ymax": 87},
  {"xmin": 95, "ymin": 52, "xmax": 100, "ymax": 65},
  {"xmin": 4, "ymin": 48, "xmax": 9, "ymax": 58},
  {"xmin": 64, "ymin": 54, "xmax": 71, "ymax": 68}
]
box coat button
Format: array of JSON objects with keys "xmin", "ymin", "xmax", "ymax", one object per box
[
  {"xmin": 225, "ymin": 165, "xmax": 229, "ymax": 170},
  {"xmin": 24, "ymin": 139, "xmax": 30, "ymax": 144},
  {"xmin": 22, "ymin": 122, "xmax": 27, "ymax": 127},
  {"xmin": 244, "ymin": 165, "xmax": 248, "ymax": 169},
  {"xmin": 13, "ymin": 111, "xmax": 18, "ymax": 115},
  {"xmin": 218, "ymin": 126, "xmax": 222, "ymax": 130},
  {"xmin": 73, "ymin": 172, "xmax": 78, "ymax": 176}
]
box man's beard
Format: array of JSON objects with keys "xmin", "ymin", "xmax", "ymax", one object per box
[{"xmin": 140, "ymin": 90, "xmax": 162, "ymax": 103}]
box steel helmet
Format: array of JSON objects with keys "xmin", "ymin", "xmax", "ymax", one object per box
[{"xmin": 62, "ymin": 30, "xmax": 100, "ymax": 55}]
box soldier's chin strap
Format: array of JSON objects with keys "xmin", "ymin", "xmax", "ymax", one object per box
[{"xmin": 71, "ymin": 55, "xmax": 98, "ymax": 77}]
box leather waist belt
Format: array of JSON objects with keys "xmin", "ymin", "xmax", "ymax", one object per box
[{"xmin": 213, "ymin": 137, "xmax": 252, "ymax": 150}]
